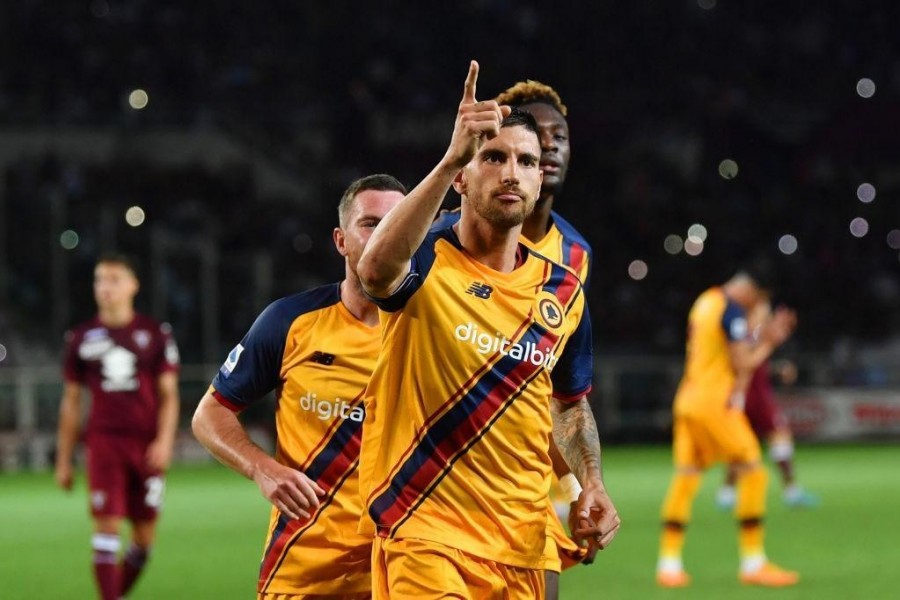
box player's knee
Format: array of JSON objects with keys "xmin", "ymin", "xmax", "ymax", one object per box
[
  {"xmin": 131, "ymin": 521, "xmax": 157, "ymax": 547},
  {"xmin": 93, "ymin": 516, "xmax": 121, "ymax": 535}
]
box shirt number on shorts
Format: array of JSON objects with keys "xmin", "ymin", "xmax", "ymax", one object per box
[{"xmin": 144, "ymin": 476, "xmax": 165, "ymax": 508}]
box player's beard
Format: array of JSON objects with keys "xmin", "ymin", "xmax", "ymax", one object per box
[{"xmin": 469, "ymin": 191, "xmax": 536, "ymax": 229}]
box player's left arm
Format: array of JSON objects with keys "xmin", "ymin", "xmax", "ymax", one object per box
[
  {"xmin": 549, "ymin": 299, "xmax": 620, "ymax": 551},
  {"xmin": 551, "ymin": 396, "xmax": 620, "ymax": 551},
  {"xmin": 147, "ymin": 370, "xmax": 180, "ymax": 471}
]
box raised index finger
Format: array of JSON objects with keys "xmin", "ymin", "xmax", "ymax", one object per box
[{"xmin": 461, "ymin": 60, "xmax": 479, "ymax": 105}]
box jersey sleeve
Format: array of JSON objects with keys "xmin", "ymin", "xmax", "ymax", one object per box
[
  {"xmin": 721, "ymin": 299, "xmax": 749, "ymax": 342},
  {"xmin": 366, "ymin": 231, "xmax": 440, "ymax": 312},
  {"xmin": 580, "ymin": 247, "xmax": 593, "ymax": 294},
  {"xmin": 431, "ymin": 208, "xmax": 461, "ymax": 230},
  {"xmin": 211, "ymin": 301, "xmax": 290, "ymax": 411},
  {"xmin": 61, "ymin": 330, "xmax": 84, "ymax": 383},
  {"xmin": 551, "ymin": 303, "xmax": 594, "ymax": 401}
]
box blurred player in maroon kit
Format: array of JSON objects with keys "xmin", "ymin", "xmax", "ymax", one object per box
[
  {"xmin": 55, "ymin": 254, "xmax": 181, "ymax": 600},
  {"xmin": 716, "ymin": 303, "xmax": 818, "ymax": 510}
]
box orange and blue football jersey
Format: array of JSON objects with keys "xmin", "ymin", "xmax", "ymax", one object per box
[
  {"xmin": 433, "ymin": 209, "xmax": 594, "ymax": 572},
  {"xmin": 358, "ymin": 225, "xmax": 593, "ymax": 569},
  {"xmin": 673, "ymin": 287, "xmax": 749, "ymax": 417},
  {"xmin": 211, "ymin": 283, "xmax": 378, "ymax": 596},
  {"xmin": 435, "ymin": 209, "xmax": 592, "ymax": 290},
  {"xmin": 520, "ymin": 211, "xmax": 592, "ymax": 289}
]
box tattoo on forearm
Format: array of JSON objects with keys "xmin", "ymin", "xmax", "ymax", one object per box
[{"xmin": 552, "ymin": 398, "xmax": 602, "ymax": 484}]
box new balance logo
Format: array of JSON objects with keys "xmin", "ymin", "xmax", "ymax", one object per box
[
  {"xmin": 466, "ymin": 282, "xmax": 493, "ymax": 299},
  {"xmin": 310, "ymin": 351, "xmax": 336, "ymax": 365}
]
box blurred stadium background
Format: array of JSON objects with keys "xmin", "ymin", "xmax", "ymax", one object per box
[{"xmin": 1, "ymin": 0, "xmax": 899, "ymax": 597}]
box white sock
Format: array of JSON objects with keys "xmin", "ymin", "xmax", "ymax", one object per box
[
  {"xmin": 784, "ymin": 484, "xmax": 802, "ymax": 499},
  {"xmin": 657, "ymin": 556, "xmax": 684, "ymax": 574},
  {"xmin": 92, "ymin": 533, "xmax": 121, "ymax": 554},
  {"xmin": 740, "ymin": 553, "xmax": 766, "ymax": 574},
  {"xmin": 717, "ymin": 485, "xmax": 736, "ymax": 503},
  {"xmin": 769, "ymin": 440, "xmax": 794, "ymax": 462}
]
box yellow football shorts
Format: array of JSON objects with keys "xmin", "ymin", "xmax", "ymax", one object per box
[
  {"xmin": 673, "ymin": 409, "xmax": 762, "ymax": 469},
  {"xmin": 372, "ymin": 537, "xmax": 544, "ymax": 600}
]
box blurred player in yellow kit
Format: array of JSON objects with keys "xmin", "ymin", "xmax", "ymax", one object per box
[
  {"xmin": 657, "ymin": 266, "xmax": 800, "ymax": 588},
  {"xmin": 435, "ymin": 78, "xmax": 597, "ymax": 598},
  {"xmin": 192, "ymin": 174, "xmax": 406, "ymax": 599},
  {"xmin": 357, "ymin": 61, "xmax": 619, "ymax": 600}
]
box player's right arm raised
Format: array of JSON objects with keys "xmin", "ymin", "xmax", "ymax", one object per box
[
  {"xmin": 357, "ymin": 60, "xmax": 510, "ymax": 297},
  {"xmin": 192, "ymin": 391, "xmax": 324, "ymax": 520}
]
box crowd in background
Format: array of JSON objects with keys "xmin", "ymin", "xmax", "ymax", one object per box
[{"xmin": 1, "ymin": 1, "xmax": 898, "ymax": 379}]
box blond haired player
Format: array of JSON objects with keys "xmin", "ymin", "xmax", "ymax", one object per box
[
  {"xmin": 192, "ymin": 175, "xmax": 406, "ymax": 599},
  {"xmin": 357, "ymin": 61, "xmax": 619, "ymax": 599}
]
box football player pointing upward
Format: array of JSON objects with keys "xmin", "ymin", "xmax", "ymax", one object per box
[{"xmin": 357, "ymin": 61, "xmax": 619, "ymax": 600}]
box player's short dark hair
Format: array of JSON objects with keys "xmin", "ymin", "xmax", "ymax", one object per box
[
  {"xmin": 95, "ymin": 252, "xmax": 140, "ymax": 278},
  {"xmin": 738, "ymin": 256, "xmax": 778, "ymax": 292},
  {"xmin": 338, "ymin": 174, "xmax": 407, "ymax": 227},
  {"xmin": 495, "ymin": 80, "xmax": 568, "ymax": 117},
  {"xmin": 501, "ymin": 107, "xmax": 540, "ymax": 141}
]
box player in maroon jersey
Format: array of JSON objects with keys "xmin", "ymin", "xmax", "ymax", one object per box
[{"xmin": 55, "ymin": 253, "xmax": 180, "ymax": 600}]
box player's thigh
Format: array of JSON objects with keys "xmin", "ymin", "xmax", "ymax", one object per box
[
  {"xmin": 130, "ymin": 519, "xmax": 158, "ymax": 547},
  {"xmin": 86, "ymin": 435, "xmax": 128, "ymax": 518},
  {"xmin": 124, "ymin": 439, "xmax": 166, "ymax": 522},
  {"xmin": 745, "ymin": 391, "xmax": 779, "ymax": 438},
  {"xmin": 708, "ymin": 410, "xmax": 761, "ymax": 464},
  {"xmin": 373, "ymin": 537, "xmax": 542, "ymax": 600},
  {"xmin": 672, "ymin": 416, "xmax": 711, "ymax": 468}
]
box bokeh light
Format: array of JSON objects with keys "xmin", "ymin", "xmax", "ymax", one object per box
[
  {"xmin": 718, "ymin": 159, "xmax": 738, "ymax": 179},
  {"xmin": 856, "ymin": 78, "xmax": 876, "ymax": 98},
  {"xmin": 628, "ymin": 260, "xmax": 648, "ymax": 281},
  {"xmin": 684, "ymin": 238, "xmax": 704, "ymax": 256},
  {"xmin": 778, "ymin": 234, "xmax": 798, "ymax": 255},
  {"xmin": 128, "ymin": 89, "xmax": 149, "ymax": 110},
  {"xmin": 60, "ymin": 230, "xmax": 79, "ymax": 250},
  {"xmin": 90, "ymin": 0, "xmax": 110, "ymax": 18},
  {"xmin": 886, "ymin": 229, "xmax": 900, "ymax": 250},
  {"xmin": 857, "ymin": 182, "xmax": 876, "ymax": 203},
  {"xmin": 125, "ymin": 206, "xmax": 146, "ymax": 227},
  {"xmin": 664, "ymin": 234, "xmax": 683, "ymax": 255},
  {"xmin": 293, "ymin": 233, "xmax": 313, "ymax": 253},
  {"xmin": 0, "ymin": 343, "xmax": 7, "ymax": 363},
  {"xmin": 687, "ymin": 223, "xmax": 708, "ymax": 243},
  {"xmin": 697, "ymin": 0, "xmax": 717, "ymax": 9},
  {"xmin": 849, "ymin": 217, "xmax": 869, "ymax": 238}
]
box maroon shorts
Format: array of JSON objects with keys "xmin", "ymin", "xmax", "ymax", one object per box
[
  {"xmin": 744, "ymin": 386, "xmax": 787, "ymax": 438},
  {"xmin": 86, "ymin": 434, "xmax": 165, "ymax": 521}
]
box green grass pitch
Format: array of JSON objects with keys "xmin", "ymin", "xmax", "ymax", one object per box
[{"xmin": 3, "ymin": 444, "xmax": 899, "ymax": 598}]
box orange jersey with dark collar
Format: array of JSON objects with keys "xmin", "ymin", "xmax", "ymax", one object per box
[
  {"xmin": 359, "ymin": 226, "xmax": 593, "ymax": 569},
  {"xmin": 212, "ymin": 283, "xmax": 377, "ymax": 596},
  {"xmin": 674, "ymin": 287, "xmax": 749, "ymax": 416}
]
